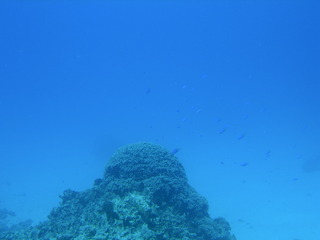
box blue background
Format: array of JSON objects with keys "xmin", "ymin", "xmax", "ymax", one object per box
[{"xmin": 1, "ymin": 1, "xmax": 319, "ymax": 240}]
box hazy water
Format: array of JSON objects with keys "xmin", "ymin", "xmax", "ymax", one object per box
[{"xmin": 0, "ymin": 1, "xmax": 319, "ymax": 240}]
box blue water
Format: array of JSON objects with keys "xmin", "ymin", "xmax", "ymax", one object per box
[{"xmin": 0, "ymin": 1, "xmax": 319, "ymax": 239}]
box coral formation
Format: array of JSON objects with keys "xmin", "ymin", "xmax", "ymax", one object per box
[{"xmin": 0, "ymin": 142, "xmax": 236, "ymax": 240}]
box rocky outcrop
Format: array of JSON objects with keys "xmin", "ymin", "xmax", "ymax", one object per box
[{"xmin": 1, "ymin": 142, "xmax": 236, "ymax": 240}]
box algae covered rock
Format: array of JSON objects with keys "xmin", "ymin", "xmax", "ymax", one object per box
[{"xmin": 0, "ymin": 142, "xmax": 236, "ymax": 240}]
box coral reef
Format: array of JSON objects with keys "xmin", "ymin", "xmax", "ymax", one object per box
[{"xmin": 0, "ymin": 142, "xmax": 236, "ymax": 240}]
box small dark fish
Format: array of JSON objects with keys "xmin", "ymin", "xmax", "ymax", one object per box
[
  {"xmin": 219, "ymin": 128, "xmax": 226, "ymax": 134},
  {"xmin": 240, "ymin": 162, "xmax": 248, "ymax": 167},
  {"xmin": 237, "ymin": 134, "xmax": 245, "ymax": 140},
  {"xmin": 145, "ymin": 88, "xmax": 151, "ymax": 94},
  {"xmin": 171, "ymin": 148, "xmax": 180, "ymax": 155},
  {"xmin": 265, "ymin": 150, "xmax": 271, "ymax": 158}
]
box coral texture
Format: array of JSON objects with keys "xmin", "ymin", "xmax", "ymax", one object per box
[{"xmin": 1, "ymin": 142, "xmax": 236, "ymax": 240}]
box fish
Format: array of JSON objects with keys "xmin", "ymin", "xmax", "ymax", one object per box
[
  {"xmin": 219, "ymin": 128, "xmax": 226, "ymax": 134},
  {"xmin": 240, "ymin": 162, "xmax": 248, "ymax": 167},
  {"xmin": 237, "ymin": 134, "xmax": 245, "ymax": 140},
  {"xmin": 171, "ymin": 148, "xmax": 180, "ymax": 156},
  {"xmin": 145, "ymin": 88, "xmax": 151, "ymax": 94}
]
